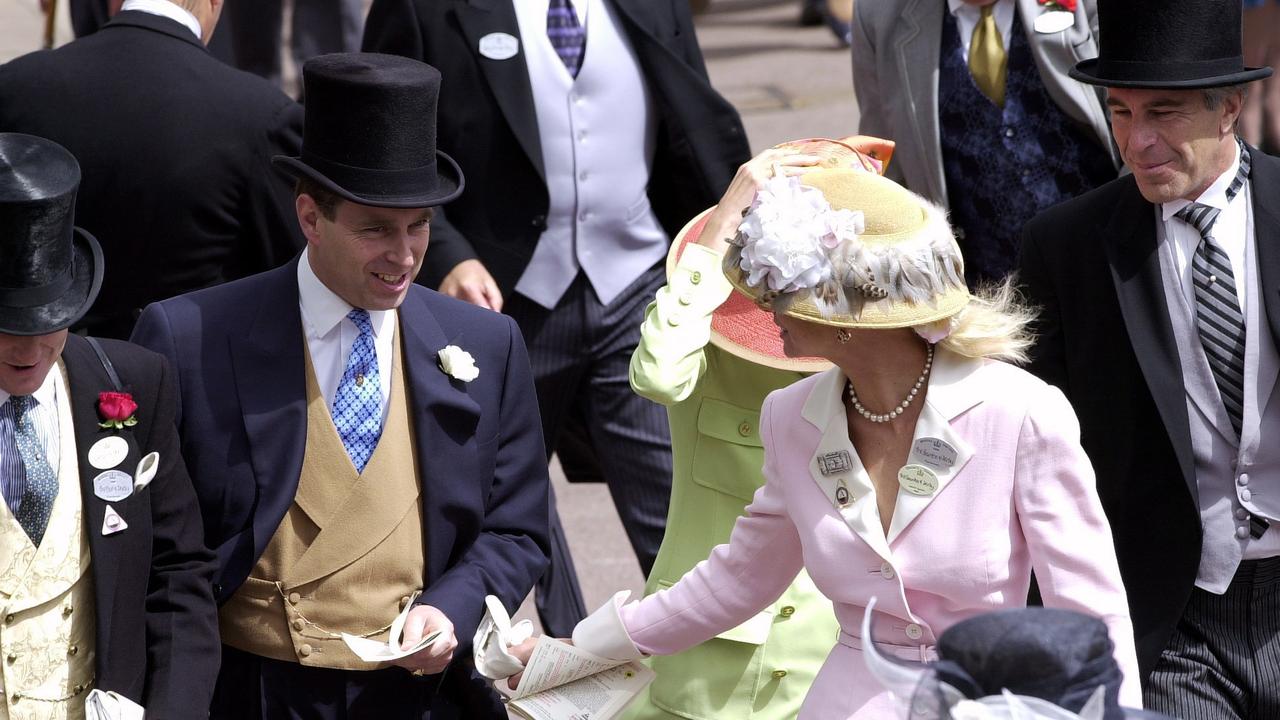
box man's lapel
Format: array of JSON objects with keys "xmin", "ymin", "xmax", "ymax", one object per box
[
  {"xmin": 456, "ymin": 0, "xmax": 545, "ymax": 180},
  {"xmin": 1102, "ymin": 182, "xmax": 1197, "ymax": 501},
  {"xmin": 228, "ymin": 263, "xmax": 308, "ymax": 563},
  {"xmin": 1250, "ymin": 149, "xmax": 1280, "ymax": 350},
  {"xmin": 60, "ymin": 336, "xmax": 143, "ymax": 661},
  {"xmin": 397, "ymin": 290, "xmax": 482, "ymax": 582},
  {"xmin": 894, "ymin": 0, "xmax": 945, "ymax": 201}
]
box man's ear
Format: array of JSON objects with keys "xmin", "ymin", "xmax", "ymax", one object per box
[
  {"xmin": 296, "ymin": 194, "xmax": 323, "ymax": 246},
  {"xmin": 1223, "ymin": 90, "xmax": 1247, "ymax": 135}
]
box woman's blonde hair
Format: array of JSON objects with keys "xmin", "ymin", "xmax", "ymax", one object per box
[{"xmin": 935, "ymin": 277, "xmax": 1037, "ymax": 365}]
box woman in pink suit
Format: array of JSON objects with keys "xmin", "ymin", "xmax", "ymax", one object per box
[{"xmin": 513, "ymin": 161, "xmax": 1142, "ymax": 718}]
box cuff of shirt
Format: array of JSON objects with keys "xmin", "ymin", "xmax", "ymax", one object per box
[{"xmin": 571, "ymin": 590, "xmax": 645, "ymax": 662}]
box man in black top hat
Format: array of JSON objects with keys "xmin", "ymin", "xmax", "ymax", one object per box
[
  {"xmin": 130, "ymin": 53, "xmax": 550, "ymax": 719},
  {"xmin": 0, "ymin": 133, "xmax": 219, "ymax": 717},
  {"xmin": 1018, "ymin": 0, "xmax": 1280, "ymax": 716}
]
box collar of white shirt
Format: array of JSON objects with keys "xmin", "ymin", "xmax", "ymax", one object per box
[
  {"xmin": 947, "ymin": 0, "xmax": 1015, "ymax": 57},
  {"xmin": 119, "ymin": 0, "xmax": 203, "ymax": 42},
  {"xmin": 296, "ymin": 248, "xmax": 394, "ymax": 343},
  {"xmin": 0, "ymin": 365, "xmax": 58, "ymax": 415},
  {"xmin": 1162, "ymin": 142, "xmax": 1242, "ymax": 223}
]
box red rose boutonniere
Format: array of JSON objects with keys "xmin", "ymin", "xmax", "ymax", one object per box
[
  {"xmin": 98, "ymin": 391, "xmax": 139, "ymax": 430},
  {"xmin": 1038, "ymin": 0, "xmax": 1077, "ymax": 12}
]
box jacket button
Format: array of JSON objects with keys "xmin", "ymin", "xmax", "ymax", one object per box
[
  {"xmin": 771, "ymin": 669, "xmax": 788, "ymax": 679},
  {"xmin": 299, "ymin": 644, "xmax": 313, "ymax": 658},
  {"xmin": 5, "ymin": 654, "xmax": 14, "ymax": 664},
  {"xmin": 690, "ymin": 271, "xmax": 702, "ymax": 285},
  {"xmin": 668, "ymin": 313, "xmax": 682, "ymax": 327},
  {"xmin": 531, "ymin": 215, "xmax": 547, "ymax": 230},
  {"xmin": 213, "ymin": 583, "xmax": 223, "ymax": 597},
  {"xmin": 68, "ymin": 645, "xmax": 79, "ymax": 656},
  {"xmin": 738, "ymin": 422, "xmax": 752, "ymax": 437},
  {"xmin": 905, "ymin": 623, "xmax": 924, "ymax": 640},
  {"xmin": 400, "ymin": 596, "xmax": 411, "ymax": 610},
  {"xmin": 63, "ymin": 605, "xmax": 73, "ymax": 617},
  {"xmin": 288, "ymin": 592, "xmax": 301, "ymax": 605},
  {"xmin": 678, "ymin": 292, "xmax": 693, "ymax": 306},
  {"xmin": 292, "ymin": 619, "xmax": 305, "ymax": 632},
  {"xmin": 3, "ymin": 614, "xmax": 12, "ymax": 625},
  {"xmin": 10, "ymin": 693, "xmax": 20, "ymax": 703},
  {"xmin": 778, "ymin": 605, "xmax": 795, "ymax": 618},
  {"xmin": 880, "ymin": 562, "xmax": 896, "ymax": 580}
]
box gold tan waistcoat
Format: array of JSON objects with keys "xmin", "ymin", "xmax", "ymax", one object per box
[
  {"xmin": 220, "ymin": 330, "xmax": 425, "ymax": 670},
  {"xmin": 0, "ymin": 365, "xmax": 96, "ymax": 720}
]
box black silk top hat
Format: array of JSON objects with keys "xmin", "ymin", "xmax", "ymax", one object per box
[
  {"xmin": 273, "ymin": 53, "xmax": 464, "ymax": 208},
  {"xmin": 1071, "ymin": 0, "xmax": 1273, "ymax": 88},
  {"xmin": 0, "ymin": 133, "xmax": 103, "ymax": 337}
]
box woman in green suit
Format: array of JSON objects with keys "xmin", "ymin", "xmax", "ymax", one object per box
[{"xmin": 625, "ymin": 137, "xmax": 892, "ymax": 720}]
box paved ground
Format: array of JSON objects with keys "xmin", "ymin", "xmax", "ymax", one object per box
[{"xmin": 0, "ymin": 0, "xmax": 861, "ymax": 628}]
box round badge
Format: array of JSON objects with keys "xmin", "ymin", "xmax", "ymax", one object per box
[
  {"xmin": 88, "ymin": 436, "xmax": 128, "ymax": 470},
  {"xmin": 1033, "ymin": 10, "xmax": 1074, "ymax": 34},
  {"xmin": 912, "ymin": 437, "xmax": 958, "ymax": 470},
  {"xmin": 898, "ymin": 464, "xmax": 939, "ymax": 496},
  {"xmin": 93, "ymin": 470, "xmax": 134, "ymax": 502}
]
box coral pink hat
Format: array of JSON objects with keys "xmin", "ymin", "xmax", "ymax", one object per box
[{"xmin": 665, "ymin": 136, "xmax": 894, "ymax": 373}]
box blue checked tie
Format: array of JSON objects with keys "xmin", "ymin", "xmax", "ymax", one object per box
[
  {"xmin": 548, "ymin": 0, "xmax": 586, "ymax": 78},
  {"xmin": 1175, "ymin": 142, "xmax": 1252, "ymax": 439},
  {"xmin": 333, "ymin": 309, "xmax": 383, "ymax": 472},
  {"xmin": 9, "ymin": 395, "xmax": 58, "ymax": 546}
]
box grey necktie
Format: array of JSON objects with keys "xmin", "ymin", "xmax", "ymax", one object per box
[{"xmin": 9, "ymin": 395, "xmax": 59, "ymax": 546}]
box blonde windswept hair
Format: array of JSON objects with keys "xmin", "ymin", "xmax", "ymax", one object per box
[{"xmin": 935, "ymin": 277, "xmax": 1037, "ymax": 365}]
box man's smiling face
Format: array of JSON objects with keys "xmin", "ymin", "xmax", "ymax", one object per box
[{"xmin": 0, "ymin": 330, "xmax": 66, "ymax": 396}]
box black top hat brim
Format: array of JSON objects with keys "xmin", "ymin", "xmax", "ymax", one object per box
[
  {"xmin": 272, "ymin": 150, "xmax": 464, "ymax": 209},
  {"xmin": 0, "ymin": 227, "xmax": 103, "ymax": 336},
  {"xmin": 1071, "ymin": 59, "xmax": 1274, "ymax": 89}
]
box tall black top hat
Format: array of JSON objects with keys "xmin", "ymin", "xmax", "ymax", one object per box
[
  {"xmin": 273, "ymin": 53, "xmax": 464, "ymax": 208},
  {"xmin": 0, "ymin": 133, "xmax": 103, "ymax": 336},
  {"xmin": 1071, "ymin": 0, "xmax": 1272, "ymax": 88}
]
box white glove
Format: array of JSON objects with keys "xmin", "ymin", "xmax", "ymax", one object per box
[
  {"xmin": 85, "ymin": 689, "xmax": 145, "ymax": 720},
  {"xmin": 472, "ymin": 594, "xmax": 534, "ymax": 680}
]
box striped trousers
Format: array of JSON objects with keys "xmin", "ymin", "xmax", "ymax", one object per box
[{"xmin": 1145, "ymin": 557, "xmax": 1280, "ymax": 719}]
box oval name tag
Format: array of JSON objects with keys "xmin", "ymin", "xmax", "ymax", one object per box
[
  {"xmin": 479, "ymin": 32, "xmax": 519, "ymax": 61},
  {"xmin": 898, "ymin": 464, "xmax": 939, "ymax": 496},
  {"xmin": 88, "ymin": 435, "xmax": 128, "ymax": 470},
  {"xmin": 1033, "ymin": 10, "xmax": 1074, "ymax": 34},
  {"xmin": 94, "ymin": 470, "xmax": 134, "ymax": 502},
  {"xmin": 912, "ymin": 437, "xmax": 957, "ymax": 470}
]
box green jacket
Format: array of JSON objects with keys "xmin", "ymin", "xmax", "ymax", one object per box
[{"xmin": 624, "ymin": 245, "xmax": 839, "ymax": 720}]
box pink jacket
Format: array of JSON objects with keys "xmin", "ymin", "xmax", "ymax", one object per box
[{"xmin": 577, "ymin": 350, "xmax": 1141, "ymax": 718}]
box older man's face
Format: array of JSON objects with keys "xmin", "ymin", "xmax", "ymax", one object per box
[
  {"xmin": 1106, "ymin": 87, "xmax": 1242, "ymax": 205},
  {"xmin": 0, "ymin": 330, "xmax": 67, "ymax": 396}
]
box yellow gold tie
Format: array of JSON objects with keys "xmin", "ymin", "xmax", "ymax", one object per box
[{"xmin": 968, "ymin": 5, "xmax": 1007, "ymax": 107}]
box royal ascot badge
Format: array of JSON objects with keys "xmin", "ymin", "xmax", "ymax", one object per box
[
  {"xmin": 912, "ymin": 437, "xmax": 957, "ymax": 471},
  {"xmin": 817, "ymin": 450, "xmax": 852, "ymax": 476},
  {"xmin": 478, "ymin": 32, "xmax": 519, "ymax": 61},
  {"xmin": 835, "ymin": 479, "xmax": 852, "ymax": 508},
  {"xmin": 88, "ymin": 435, "xmax": 128, "ymax": 470},
  {"xmin": 94, "ymin": 470, "xmax": 134, "ymax": 502},
  {"xmin": 97, "ymin": 391, "xmax": 138, "ymax": 431},
  {"xmin": 897, "ymin": 464, "xmax": 939, "ymax": 497},
  {"xmin": 101, "ymin": 504, "xmax": 128, "ymax": 536},
  {"xmin": 1034, "ymin": 0, "xmax": 1076, "ymax": 34},
  {"xmin": 438, "ymin": 345, "xmax": 479, "ymax": 382}
]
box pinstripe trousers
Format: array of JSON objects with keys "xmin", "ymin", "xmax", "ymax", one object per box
[
  {"xmin": 507, "ymin": 265, "xmax": 674, "ymax": 637},
  {"xmin": 1145, "ymin": 557, "xmax": 1280, "ymax": 719}
]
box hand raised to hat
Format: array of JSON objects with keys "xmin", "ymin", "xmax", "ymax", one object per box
[
  {"xmin": 392, "ymin": 604, "xmax": 458, "ymax": 677},
  {"xmin": 439, "ymin": 259, "xmax": 504, "ymax": 312},
  {"xmin": 700, "ymin": 149, "xmax": 821, "ymax": 256}
]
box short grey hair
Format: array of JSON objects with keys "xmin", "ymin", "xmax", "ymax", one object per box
[{"xmin": 1203, "ymin": 83, "xmax": 1250, "ymax": 110}]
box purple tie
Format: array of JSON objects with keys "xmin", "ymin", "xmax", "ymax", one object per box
[{"xmin": 548, "ymin": 0, "xmax": 586, "ymax": 78}]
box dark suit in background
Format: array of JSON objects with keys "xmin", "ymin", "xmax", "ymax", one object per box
[
  {"xmin": 223, "ymin": 0, "xmax": 365, "ymax": 92},
  {"xmin": 0, "ymin": 11, "xmax": 304, "ymax": 339}
]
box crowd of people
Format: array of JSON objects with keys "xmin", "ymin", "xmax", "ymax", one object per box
[{"xmin": 0, "ymin": 0, "xmax": 1277, "ymax": 718}]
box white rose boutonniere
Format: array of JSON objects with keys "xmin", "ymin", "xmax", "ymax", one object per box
[{"xmin": 438, "ymin": 345, "xmax": 479, "ymax": 382}]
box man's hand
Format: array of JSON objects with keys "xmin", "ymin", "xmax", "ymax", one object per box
[
  {"xmin": 699, "ymin": 149, "xmax": 821, "ymax": 255},
  {"xmin": 505, "ymin": 636, "xmax": 573, "ymax": 690},
  {"xmin": 391, "ymin": 605, "xmax": 458, "ymax": 677},
  {"xmin": 440, "ymin": 259, "xmax": 504, "ymax": 311}
]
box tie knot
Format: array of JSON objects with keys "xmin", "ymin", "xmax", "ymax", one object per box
[
  {"xmin": 980, "ymin": 3, "xmax": 993, "ymax": 17},
  {"xmin": 1175, "ymin": 202, "xmax": 1221, "ymax": 238},
  {"xmin": 7, "ymin": 395, "xmax": 31, "ymax": 419},
  {"xmin": 347, "ymin": 309, "xmax": 374, "ymax": 336}
]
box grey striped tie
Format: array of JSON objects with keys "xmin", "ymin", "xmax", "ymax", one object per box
[
  {"xmin": 10, "ymin": 395, "xmax": 59, "ymax": 545},
  {"xmin": 1175, "ymin": 144, "xmax": 1252, "ymax": 437}
]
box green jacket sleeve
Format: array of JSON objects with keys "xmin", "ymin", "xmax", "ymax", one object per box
[{"xmin": 628, "ymin": 245, "xmax": 734, "ymax": 406}]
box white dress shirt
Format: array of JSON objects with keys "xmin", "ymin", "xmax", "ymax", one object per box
[
  {"xmin": 0, "ymin": 368, "xmax": 62, "ymax": 514},
  {"xmin": 1161, "ymin": 142, "xmax": 1248, "ymax": 315},
  {"xmin": 947, "ymin": 0, "xmax": 1015, "ymax": 59},
  {"xmin": 513, "ymin": 0, "xmax": 589, "ymax": 34},
  {"xmin": 119, "ymin": 0, "xmax": 203, "ymax": 41},
  {"xmin": 296, "ymin": 249, "xmax": 396, "ymax": 422}
]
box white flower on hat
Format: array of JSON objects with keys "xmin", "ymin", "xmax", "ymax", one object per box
[
  {"xmin": 438, "ymin": 345, "xmax": 479, "ymax": 382},
  {"xmin": 736, "ymin": 175, "xmax": 836, "ymax": 293}
]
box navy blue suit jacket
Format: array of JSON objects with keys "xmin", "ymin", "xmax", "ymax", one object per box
[{"xmin": 130, "ymin": 259, "xmax": 550, "ymax": 673}]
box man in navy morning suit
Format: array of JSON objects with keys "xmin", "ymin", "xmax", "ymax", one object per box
[{"xmin": 130, "ymin": 53, "xmax": 550, "ymax": 718}]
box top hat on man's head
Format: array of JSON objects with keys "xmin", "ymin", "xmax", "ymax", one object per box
[
  {"xmin": 1071, "ymin": 0, "xmax": 1272, "ymax": 89},
  {"xmin": 0, "ymin": 133, "xmax": 103, "ymax": 337},
  {"xmin": 273, "ymin": 53, "xmax": 465, "ymax": 208}
]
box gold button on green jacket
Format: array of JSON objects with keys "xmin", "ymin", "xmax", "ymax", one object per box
[{"xmin": 625, "ymin": 245, "xmax": 839, "ymax": 720}]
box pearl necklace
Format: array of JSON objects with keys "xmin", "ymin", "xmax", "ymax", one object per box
[{"xmin": 845, "ymin": 344, "xmax": 934, "ymax": 423}]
